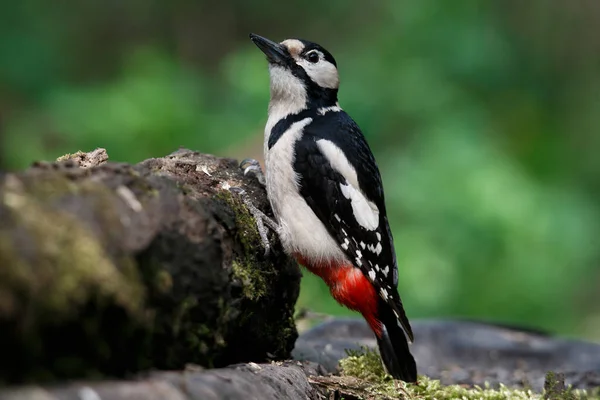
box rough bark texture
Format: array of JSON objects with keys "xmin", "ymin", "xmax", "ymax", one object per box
[
  {"xmin": 0, "ymin": 362, "xmax": 328, "ymax": 400},
  {"xmin": 0, "ymin": 148, "xmax": 301, "ymax": 384}
]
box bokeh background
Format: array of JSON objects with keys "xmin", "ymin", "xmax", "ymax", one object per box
[{"xmin": 1, "ymin": 0, "xmax": 599, "ymax": 340}]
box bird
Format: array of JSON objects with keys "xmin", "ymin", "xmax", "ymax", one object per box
[{"xmin": 242, "ymin": 33, "xmax": 417, "ymax": 382}]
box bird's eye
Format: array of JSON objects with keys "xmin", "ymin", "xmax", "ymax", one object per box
[{"xmin": 306, "ymin": 51, "xmax": 319, "ymax": 63}]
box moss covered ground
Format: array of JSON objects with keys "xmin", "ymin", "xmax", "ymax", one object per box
[{"xmin": 331, "ymin": 347, "xmax": 600, "ymax": 400}]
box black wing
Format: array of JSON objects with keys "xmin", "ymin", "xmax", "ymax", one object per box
[{"xmin": 293, "ymin": 110, "xmax": 413, "ymax": 341}]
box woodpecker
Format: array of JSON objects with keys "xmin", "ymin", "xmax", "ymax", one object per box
[{"xmin": 243, "ymin": 33, "xmax": 417, "ymax": 382}]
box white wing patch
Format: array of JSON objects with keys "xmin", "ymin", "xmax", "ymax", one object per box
[
  {"xmin": 316, "ymin": 139, "xmax": 360, "ymax": 187},
  {"xmin": 316, "ymin": 139, "xmax": 380, "ymax": 231},
  {"xmin": 340, "ymin": 183, "xmax": 379, "ymax": 230}
]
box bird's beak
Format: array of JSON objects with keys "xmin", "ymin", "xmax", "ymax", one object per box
[{"xmin": 249, "ymin": 33, "xmax": 291, "ymax": 65}]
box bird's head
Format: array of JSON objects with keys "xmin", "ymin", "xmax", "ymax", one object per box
[{"xmin": 250, "ymin": 33, "xmax": 339, "ymax": 110}]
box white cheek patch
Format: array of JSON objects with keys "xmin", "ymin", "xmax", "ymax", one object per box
[{"xmin": 297, "ymin": 59, "xmax": 339, "ymax": 89}]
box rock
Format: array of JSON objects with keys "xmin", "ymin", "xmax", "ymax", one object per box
[
  {"xmin": 294, "ymin": 317, "xmax": 600, "ymax": 391},
  {"xmin": 293, "ymin": 317, "xmax": 378, "ymax": 373},
  {"xmin": 0, "ymin": 148, "xmax": 301, "ymax": 384}
]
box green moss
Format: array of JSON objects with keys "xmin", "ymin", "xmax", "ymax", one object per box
[
  {"xmin": 214, "ymin": 187, "xmax": 299, "ymax": 362},
  {"xmin": 340, "ymin": 346, "xmax": 389, "ymax": 383},
  {"xmin": 156, "ymin": 291, "xmax": 225, "ymax": 368},
  {"xmin": 277, "ymin": 314, "xmax": 299, "ymax": 349},
  {"xmin": 154, "ymin": 270, "xmax": 173, "ymax": 294},
  {"xmin": 216, "ymin": 190, "xmax": 261, "ymax": 255},
  {"xmin": 9, "ymin": 173, "xmax": 128, "ymax": 242},
  {"xmin": 338, "ymin": 347, "xmax": 405, "ymax": 398},
  {"xmin": 544, "ymin": 371, "xmax": 577, "ymax": 400},
  {"xmin": 23, "ymin": 173, "xmax": 79, "ymax": 201},
  {"xmin": 0, "ymin": 176, "xmax": 145, "ymax": 321},
  {"xmin": 216, "ymin": 190, "xmax": 268, "ymax": 301},
  {"xmin": 0, "ymin": 233, "xmax": 27, "ymax": 317},
  {"xmin": 171, "ymin": 296, "xmax": 198, "ymax": 336},
  {"xmin": 231, "ymin": 260, "xmax": 267, "ymax": 301},
  {"xmin": 410, "ymin": 378, "xmax": 540, "ymax": 400},
  {"xmin": 338, "ymin": 348, "xmax": 600, "ymax": 400}
]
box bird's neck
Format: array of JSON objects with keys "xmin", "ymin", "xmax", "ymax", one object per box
[
  {"xmin": 267, "ymin": 92, "xmax": 338, "ymax": 119},
  {"xmin": 265, "ymin": 96, "xmax": 339, "ymax": 142},
  {"xmin": 267, "ymin": 97, "xmax": 306, "ymax": 130},
  {"xmin": 304, "ymin": 86, "xmax": 338, "ymax": 110},
  {"xmin": 266, "ymin": 65, "xmax": 338, "ymax": 129}
]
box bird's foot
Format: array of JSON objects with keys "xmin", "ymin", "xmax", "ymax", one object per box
[
  {"xmin": 228, "ymin": 186, "xmax": 278, "ymax": 257},
  {"xmin": 240, "ymin": 158, "xmax": 266, "ymax": 186}
]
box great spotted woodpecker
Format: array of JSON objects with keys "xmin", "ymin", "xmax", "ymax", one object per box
[{"xmin": 241, "ymin": 33, "xmax": 417, "ymax": 382}]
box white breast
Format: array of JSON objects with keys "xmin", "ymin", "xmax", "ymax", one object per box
[{"xmin": 264, "ymin": 117, "xmax": 348, "ymax": 265}]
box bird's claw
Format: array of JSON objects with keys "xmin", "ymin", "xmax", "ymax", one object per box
[
  {"xmin": 240, "ymin": 158, "xmax": 266, "ymax": 186},
  {"xmin": 227, "ymin": 184, "xmax": 278, "ymax": 257},
  {"xmin": 228, "ymin": 186, "xmax": 246, "ymax": 197}
]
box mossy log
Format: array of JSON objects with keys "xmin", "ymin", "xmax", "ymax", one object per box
[{"xmin": 0, "ymin": 148, "xmax": 301, "ymax": 384}]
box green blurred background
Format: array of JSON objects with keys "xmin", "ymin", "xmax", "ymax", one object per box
[{"xmin": 1, "ymin": 0, "xmax": 599, "ymax": 340}]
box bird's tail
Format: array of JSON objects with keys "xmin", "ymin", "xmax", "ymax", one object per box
[{"xmin": 376, "ymin": 299, "xmax": 417, "ymax": 382}]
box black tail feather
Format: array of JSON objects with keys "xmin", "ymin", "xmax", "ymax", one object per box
[{"xmin": 376, "ymin": 299, "xmax": 417, "ymax": 382}]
